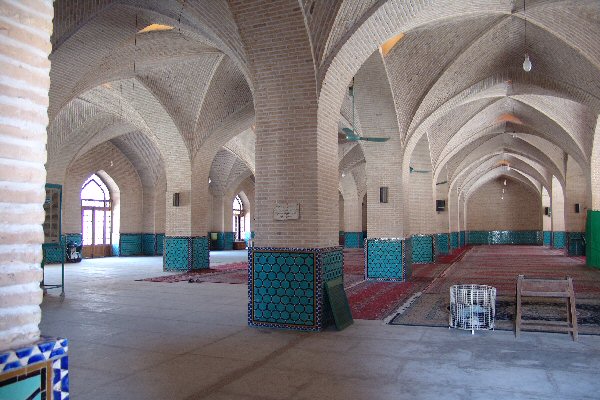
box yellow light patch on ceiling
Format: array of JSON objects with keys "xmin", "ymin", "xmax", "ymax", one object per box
[
  {"xmin": 496, "ymin": 113, "xmax": 523, "ymax": 125},
  {"xmin": 379, "ymin": 32, "xmax": 405, "ymax": 56},
  {"xmin": 137, "ymin": 23, "xmax": 174, "ymax": 34}
]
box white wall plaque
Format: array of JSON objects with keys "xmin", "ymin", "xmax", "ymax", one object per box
[{"xmin": 273, "ymin": 202, "xmax": 300, "ymax": 220}]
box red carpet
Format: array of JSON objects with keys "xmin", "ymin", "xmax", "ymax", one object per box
[
  {"xmin": 346, "ymin": 251, "xmax": 452, "ymax": 320},
  {"xmin": 391, "ymin": 245, "xmax": 600, "ymax": 334},
  {"xmin": 138, "ymin": 262, "xmax": 247, "ymax": 283}
]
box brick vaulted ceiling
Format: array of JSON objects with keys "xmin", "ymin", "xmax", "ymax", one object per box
[{"xmin": 47, "ymin": 0, "xmax": 600, "ymax": 202}]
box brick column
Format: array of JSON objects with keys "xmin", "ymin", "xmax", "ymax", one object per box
[
  {"xmin": 0, "ymin": 0, "xmax": 52, "ymax": 350},
  {"xmin": 552, "ymin": 176, "xmax": 566, "ymax": 248},
  {"xmin": 230, "ymin": 0, "xmax": 337, "ymax": 248},
  {"xmin": 230, "ymin": 0, "xmax": 340, "ymax": 331}
]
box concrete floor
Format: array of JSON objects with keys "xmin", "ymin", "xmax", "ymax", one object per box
[{"xmin": 40, "ymin": 251, "xmax": 600, "ymax": 399}]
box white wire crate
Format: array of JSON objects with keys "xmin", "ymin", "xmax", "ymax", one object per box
[{"xmin": 449, "ymin": 284, "xmax": 496, "ymax": 334}]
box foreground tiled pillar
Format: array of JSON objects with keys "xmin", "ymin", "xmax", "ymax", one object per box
[
  {"xmin": 0, "ymin": 0, "xmax": 51, "ymax": 351},
  {"xmin": 0, "ymin": 2, "xmax": 69, "ymax": 397},
  {"xmin": 231, "ymin": 0, "xmax": 342, "ymax": 330}
]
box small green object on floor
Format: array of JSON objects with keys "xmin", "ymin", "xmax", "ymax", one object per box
[{"xmin": 325, "ymin": 277, "xmax": 354, "ymax": 330}]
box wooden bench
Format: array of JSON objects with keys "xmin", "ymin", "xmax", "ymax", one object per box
[{"xmin": 516, "ymin": 275, "xmax": 578, "ymax": 341}]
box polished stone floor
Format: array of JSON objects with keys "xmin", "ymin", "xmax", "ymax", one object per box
[{"xmin": 40, "ymin": 250, "xmax": 600, "ymax": 399}]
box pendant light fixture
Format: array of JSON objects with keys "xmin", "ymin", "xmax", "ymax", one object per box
[{"xmin": 523, "ymin": 0, "xmax": 532, "ymax": 72}]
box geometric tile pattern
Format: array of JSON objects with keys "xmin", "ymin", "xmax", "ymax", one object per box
[
  {"xmin": 142, "ymin": 233, "xmax": 156, "ymax": 256},
  {"xmin": 248, "ymin": 247, "xmax": 342, "ymax": 331},
  {"xmin": 163, "ymin": 236, "xmax": 190, "ymax": 271},
  {"xmin": 543, "ymin": 231, "xmax": 552, "ymax": 246},
  {"xmin": 52, "ymin": 354, "xmax": 69, "ymax": 399},
  {"xmin": 365, "ymin": 238, "xmax": 410, "ymax": 281},
  {"xmin": 467, "ymin": 231, "xmax": 542, "ymax": 245},
  {"xmin": 250, "ymin": 251, "xmax": 316, "ymax": 328},
  {"xmin": 0, "ymin": 337, "xmax": 68, "ymax": 373},
  {"xmin": 460, "ymin": 231, "xmax": 466, "ymax": 247},
  {"xmin": 212, "ymin": 232, "xmax": 225, "ymax": 250},
  {"xmin": 156, "ymin": 233, "xmax": 165, "ymax": 255},
  {"xmin": 119, "ymin": 233, "xmax": 142, "ymax": 256},
  {"xmin": 321, "ymin": 249, "xmax": 344, "ymax": 282},
  {"xmin": 450, "ymin": 232, "xmax": 459, "ymax": 249},
  {"xmin": 224, "ymin": 232, "xmax": 235, "ymax": 250},
  {"xmin": 553, "ymin": 231, "xmax": 566, "ymax": 249},
  {"xmin": 163, "ymin": 236, "xmax": 211, "ymax": 271},
  {"xmin": 344, "ymin": 232, "xmax": 364, "ymax": 248},
  {"xmin": 191, "ymin": 236, "xmax": 210, "ymax": 270},
  {"xmin": 411, "ymin": 234, "xmax": 435, "ymax": 264},
  {"xmin": 566, "ymin": 232, "xmax": 586, "ymax": 256},
  {"xmin": 436, "ymin": 233, "xmax": 450, "ymax": 255}
]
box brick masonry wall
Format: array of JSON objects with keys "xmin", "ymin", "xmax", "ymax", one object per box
[
  {"xmin": 0, "ymin": 0, "xmax": 53, "ymax": 351},
  {"xmin": 565, "ymin": 156, "xmax": 587, "ymax": 232},
  {"xmin": 407, "ymin": 135, "xmax": 436, "ymax": 235},
  {"xmin": 543, "ymin": 187, "xmax": 551, "ymax": 231},
  {"xmin": 467, "ymin": 179, "xmax": 542, "ymax": 231},
  {"xmin": 356, "ymin": 53, "xmax": 404, "ymax": 238},
  {"xmin": 552, "ymin": 175, "xmax": 566, "ymax": 231},
  {"xmin": 63, "ymin": 141, "xmax": 143, "ymax": 235}
]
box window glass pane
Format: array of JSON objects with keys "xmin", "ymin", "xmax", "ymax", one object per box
[
  {"xmin": 94, "ymin": 209, "xmax": 105, "ymax": 245},
  {"xmin": 83, "ymin": 210, "xmax": 93, "ymax": 245},
  {"xmin": 81, "ymin": 174, "xmax": 110, "ymax": 200}
]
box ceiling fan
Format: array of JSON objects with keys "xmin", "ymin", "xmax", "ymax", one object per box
[{"xmin": 341, "ymin": 80, "xmax": 390, "ymax": 142}]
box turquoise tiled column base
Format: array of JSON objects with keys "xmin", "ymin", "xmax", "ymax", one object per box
[
  {"xmin": 142, "ymin": 233, "xmax": 156, "ymax": 255},
  {"xmin": 411, "ymin": 234, "xmax": 435, "ymax": 264},
  {"xmin": 0, "ymin": 336, "xmax": 69, "ymax": 400},
  {"xmin": 365, "ymin": 238, "xmax": 412, "ymax": 281},
  {"xmin": 553, "ymin": 231, "xmax": 566, "ymax": 249},
  {"xmin": 566, "ymin": 232, "xmax": 585, "ymax": 256},
  {"xmin": 344, "ymin": 232, "xmax": 364, "ymax": 248},
  {"xmin": 192, "ymin": 236, "xmax": 210, "ymax": 270},
  {"xmin": 156, "ymin": 233, "xmax": 165, "ymax": 255},
  {"xmin": 119, "ymin": 233, "xmax": 142, "ymax": 256},
  {"xmin": 436, "ymin": 233, "xmax": 450, "ymax": 255},
  {"xmin": 460, "ymin": 231, "xmax": 466, "ymax": 247},
  {"xmin": 467, "ymin": 231, "xmax": 542, "ymax": 245},
  {"xmin": 543, "ymin": 231, "xmax": 552, "ymax": 246},
  {"xmin": 163, "ymin": 236, "xmax": 210, "ymax": 271},
  {"xmin": 224, "ymin": 232, "xmax": 235, "ymax": 250},
  {"xmin": 450, "ymin": 232, "xmax": 459, "ymax": 249},
  {"xmin": 248, "ymin": 246, "xmax": 343, "ymax": 331}
]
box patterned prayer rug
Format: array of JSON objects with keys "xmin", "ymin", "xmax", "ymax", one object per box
[{"xmin": 390, "ymin": 245, "xmax": 600, "ymax": 335}]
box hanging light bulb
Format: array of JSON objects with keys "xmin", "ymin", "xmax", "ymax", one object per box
[
  {"xmin": 502, "ymin": 188, "xmax": 505, "ymax": 194},
  {"xmin": 504, "ymin": 179, "xmax": 507, "ymax": 186},
  {"xmin": 522, "ymin": 0, "xmax": 532, "ymax": 72},
  {"xmin": 523, "ymin": 54, "xmax": 532, "ymax": 72}
]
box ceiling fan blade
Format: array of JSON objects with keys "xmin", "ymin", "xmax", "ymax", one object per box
[
  {"xmin": 360, "ymin": 136, "xmax": 390, "ymax": 142},
  {"xmin": 409, "ymin": 166, "xmax": 431, "ymax": 173},
  {"xmin": 342, "ymin": 128, "xmax": 360, "ymax": 141}
]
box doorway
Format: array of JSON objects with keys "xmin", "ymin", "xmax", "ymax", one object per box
[{"xmin": 81, "ymin": 174, "xmax": 113, "ymax": 258}]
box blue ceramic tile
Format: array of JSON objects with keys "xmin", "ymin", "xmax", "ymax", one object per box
[
  {"xmin": 553, "ymin": 231, "xmax": 566, "ymax": 249},
  {"xmin": 344, "ymin": 232, "xmax": 364, "ymax": 249},
  {"xmin": 411, "ymin": 235, "xmax": 434, "ymax": 264},
  {"xmin": 365, "ymin": 238, "xmax": 406, "ymax": 281},
  {"xmin": 119, "ymin": 234, "xmax": 142, "ymax": 256}
]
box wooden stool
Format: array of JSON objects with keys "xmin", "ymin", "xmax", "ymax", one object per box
[{"xmin": 516, "ymin": 275, "xmax": 578, "ymax": 341}]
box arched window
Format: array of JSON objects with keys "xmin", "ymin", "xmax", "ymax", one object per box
[
  {"xmin": 233, "ymin": 195, "xmax": 245, "ymax": 241},
  {"xmin": 81, "ymin": 174, "xmax": 112, "ymax": 257}
]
